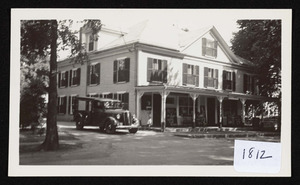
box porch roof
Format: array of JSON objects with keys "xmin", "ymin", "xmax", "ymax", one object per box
[{"xmin": 135, "ymin": 85, "xmax": 278, "ymax": 102}]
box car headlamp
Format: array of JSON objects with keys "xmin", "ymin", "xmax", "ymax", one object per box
[{"xmin": 116, "ymin": 114, "xmax": 121, "ymax": 119}]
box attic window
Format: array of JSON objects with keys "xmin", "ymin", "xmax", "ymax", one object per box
[
  {"xmin": 202, "ymin": 38, "xmax": 217, "ymax": 57},
  {"xmin": 87, "ymin": 34, "xmax": 97, "ymax": 51}
]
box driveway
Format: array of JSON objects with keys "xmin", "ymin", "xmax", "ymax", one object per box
[{"xmin": 19, "ymin": 121, "xmax": 280, "ymax": 165}]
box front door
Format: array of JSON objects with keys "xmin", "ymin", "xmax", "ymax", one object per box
[
  {"xmin": 153, "ymin": 94, "xmax": 161, "ymax": 127},
  {"xmin": 207, "ymin": 98, "xmax": 215, "ymax": 125}
]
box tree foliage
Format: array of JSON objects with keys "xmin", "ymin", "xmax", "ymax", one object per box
[
  {"xmin": 231, "ymin": 20, "xmax": 281, "ymax": 98},
  {"xmin": 20, "ymin": 60, "xmax": 49, "ymax": 128},
  {"xmin": 20, "ymin": 19, "xmax": 102, "ymax": 151}
]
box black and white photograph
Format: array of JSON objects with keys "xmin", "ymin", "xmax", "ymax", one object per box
[{"xmin": 9, "ymin": 9, "xmax": 291, "ymax": 176}]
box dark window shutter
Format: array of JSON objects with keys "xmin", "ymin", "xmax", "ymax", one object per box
[
  {"xmin": 163, "ymin": 60, "xmax": 167, "ymax": 83},
  {"xmin": 195, "ymin": 65, "xmax": 199, "ymax": 86},
  {"xmin": 65, "ymin": 71, "xmax": 68, "ymax": 87},
  {"xmin": 95, "ymin": 63, "xmax": 100, "ymax": 84},
  {"xmin": 77, "ymin": 68, "xmax": 81, "ymax": 85},
  {"xmin": 243, "ymin": 74, "xmax": 248, "ymax": 93},
  {"xmin": 214, "ymin": 69, "xmax": 218, "ymax": 89},
  {"xmin": 232, "ymin": 72, "xmax": 236, "ymax": 92},
  {"xmin": 68, "ymin": 96, "xmax": 71, "ymax": 114},
  {"xmin": 125, "ymin": 58, "xmax": 130, "ymax": 82},
  {"xmin": 147, "ymin": 58, "xmax": 153, "ymax": 82},
  {"xmin": 222, "ymin": 71, "xmax": 226, "ymax": 90},
  {"xmin": 58, "ymin": 72, "xmax": 61, "ymax": 88},
  {"xmin": 69, "ymin": 70, "xmax": 72, "ymax": 86},
  {"xmin": 87, "ymin": 65, "xmax": 90, "ymax": 85},
  {"xmin": 214, "ymin": 41, "xmax": 218, "ymax": 57},
  {"xmin": 63, "ymin": 96, "xmax": 67, "ymax": 114},
  {"xmin": 182, "ymin": 63, "xmax": 188, "ymax": 85},
  {"xmin": 204, "ymin": 67, "xmax": 208, "ymax": 87},
  {"xmin": 113, "ymin": 60, "xmax": 118, "ymax": 83},
  {"xmin": 202, "ymin": 38, "xmax": 207, "ymax": 56}
]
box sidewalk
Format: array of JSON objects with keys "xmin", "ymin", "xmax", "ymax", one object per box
[{"xmin": 140, "ymin": 126, "xmax": 280, "ymax": 139}]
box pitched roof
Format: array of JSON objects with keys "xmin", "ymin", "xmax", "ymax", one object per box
[{"xmin": 100, "ymin": 20, "xmax": 254, "ymax": 67}]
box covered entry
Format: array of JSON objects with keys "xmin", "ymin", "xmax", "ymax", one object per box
[{"xmin": 136, "ymin": 85, "xmax": 274, "ymax": 130}]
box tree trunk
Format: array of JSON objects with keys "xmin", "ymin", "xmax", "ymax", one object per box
[{"xmin": 41, "ymin": 20, "xmax": 59, "ymax": 150}]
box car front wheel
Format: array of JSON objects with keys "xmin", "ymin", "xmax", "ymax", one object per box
[
  {"xmin": 105, "ymin": 119, "xmax": 116, "ymax": 134},
  {"xmin": 76, "ymin": 119, "xmax": 84, "ymax": 130}
]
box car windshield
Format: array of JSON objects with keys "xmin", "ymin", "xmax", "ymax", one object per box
[{"xmin": 103, "ymin": 101, "xmax": 123, "ymax": 109}]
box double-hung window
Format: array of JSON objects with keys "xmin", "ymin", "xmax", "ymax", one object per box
[
  {"xmin": 57, "ymin": 96, "xmax": 67, "ymax": 114},
  {"xmin": 223, "ymin": 70, "xmax": 236, "ymax": 91},
  {"xmin": 244, "ymin": 74, "xmax": 259, "ymax": 94},
  {"xmin": 182, "ymin": 64, "xmax": 199, "ymax": 86},
  {"xmin": 68, "ymin": 95, "xmax": 78, "ymax": 115},
  {"xmin": 204, "ymin": 67, "xmax": 218, "ymax": 89},
  {"xmin": 58, "ymin": 71, "xmax": 68, "ymax": 88},
  {"xmin": 202, "ymin": 38, "xmax": 218, "ymax": 57},
  {"xmin": 87, "ymin": 63, "xmax": 100, "ymax": 85},
  {"xmin": 147, "ymin": 58, "xmax": 167, "ymax": 83},
  {"xmin": 88, "ymin": 34, "xmax": 96, "ymax": 51},
  {"xmin": 69, "ymin": 68, "xmax": 81, "ymax": 86},
  {"xmin": 113, "ymin": 58, "xmax": 130, "ymax": 83}
]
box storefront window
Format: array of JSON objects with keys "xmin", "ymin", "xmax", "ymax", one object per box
[{"xmin": 179, "ymin": 96, "xmax": 197, "ymax": 117}]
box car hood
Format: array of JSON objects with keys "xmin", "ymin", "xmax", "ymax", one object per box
[{"xmin": 105, "ymin": 109, "xmax": 129, "ymax": 114}]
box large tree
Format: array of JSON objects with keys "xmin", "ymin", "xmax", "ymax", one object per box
[
  {"xmin": 231, "ymin": 20, "xmax": 281, "ymax": 98},
  {"xmin": 21, "ymin": 19, "xmax": 101, "ymax": 151}
]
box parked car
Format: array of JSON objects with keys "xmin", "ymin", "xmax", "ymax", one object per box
[{"xmin": 73, "ymin": 97, "xmax": 139, "ymax": 134}]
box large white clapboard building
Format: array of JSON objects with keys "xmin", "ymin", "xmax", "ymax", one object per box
[{"xmin": 57, "ymin": 20, "xmax": 272, "ymax": 128}]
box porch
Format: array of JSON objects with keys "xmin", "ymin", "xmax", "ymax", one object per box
[{"xmin": 136, "ymin": 85, "xmax": 275, "ymax": 131}]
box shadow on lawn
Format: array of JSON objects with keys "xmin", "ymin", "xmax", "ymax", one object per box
[{"xmin": 19, "ymin": 129, "xmax": 82, "ymax": 154}]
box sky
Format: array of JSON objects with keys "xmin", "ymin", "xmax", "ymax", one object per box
[
  {"xmin": 82, "ymin": 9, "xmax": 240, "ymax": 46},
  {"xmin": 16, "ymin": 9, "xmax": 290, "ymax": 60}
]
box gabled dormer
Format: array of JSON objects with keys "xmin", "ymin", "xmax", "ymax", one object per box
[{"xmin": 80, "ymin": 24, "xmax": 126, "ymax": 52}]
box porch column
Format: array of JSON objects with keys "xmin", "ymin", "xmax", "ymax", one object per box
[
  {"xmin": 217, "ymin": 96, "xmax": 225, "ymax": 128},
  {"xmin": 189, "ymin": 93, "xmax": 199, "ymax": 128},
  {"xmin": 160, "ymin": 90, "xmax": 170, "ymax": 132},
  {"xmin": 240, "ymin": 98, "xmax": 246, "ymax": 125},
  {"xmin": 136, "ymin": 91, "xmax": 144, "ymax": 123}
]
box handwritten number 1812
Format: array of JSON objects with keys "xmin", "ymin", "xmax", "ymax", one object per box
[{"xmin": 242, "ymin": 147, "xmax": 272, "ymax": 159}]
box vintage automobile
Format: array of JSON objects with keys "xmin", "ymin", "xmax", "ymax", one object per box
[{"xmin": 73, "ymin": 96, "xmax": 139, "ymax": 134}]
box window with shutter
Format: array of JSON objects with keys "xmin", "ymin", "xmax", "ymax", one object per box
[
  {"xmin": 58, "ymin": 96, "xmax": 67, "ymax": 114},
  {"xmin": 59, "ymin": 71, "xmax": 68, "ymax": 88},
  {"xmin": 88, "ymin": 34, "xmax": 94, "ymax": 51},
  {"xmin": 205, "ymin": 67, "xmax": 218, "ymax": 89},
  {"xmin": 114, "ymin": 58, "xmax": 130, "ymax": 83},
  {"xmin": 147, "ymin": 57, "xmax": 167, "ymax": 83},
  {"xmin": 70, "ymin": 68, "xmax": 80, "ymax": 86},
  {"xmin": 183, "ymin": 64, "xmax": 199, "ymax": 86},
  {"xmin": 89, "ymin": 63, "xmax": 100, "ymax": 85},
  {"xmin": 223, "ymin": 70, "xmax": 234, "ymax": 91},
  {"xmin": 202, "ymin": 38, "xmax": 218, "ymax": 57},
  {"xmin": 68, "ymin": 95, "xmax": 78, "ymax": 115},
  {"xmin": 243, "ymin": 74, "xmax": 255, "ymax": 94}
]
